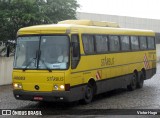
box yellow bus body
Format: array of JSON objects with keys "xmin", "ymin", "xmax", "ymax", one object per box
[{"xmin": 13, "ymin": 20, "xmax": 156, "ymax": 102}]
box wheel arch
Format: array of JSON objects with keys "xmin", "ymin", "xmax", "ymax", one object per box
[{"xmin": 133, "ymin": 69, "xmax": 139, "ymax": 78}]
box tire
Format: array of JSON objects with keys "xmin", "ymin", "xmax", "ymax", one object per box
[
  {"xmin": 137, "ymin": 72, "xmax": 144, "ymax": 88},
  {"xmin": 80, "ymin": 84, "xmax": 93, "ymax": 104},
  {"xmin": 127, "ymin": 72, "xmax": 137, "ymax": 91}
]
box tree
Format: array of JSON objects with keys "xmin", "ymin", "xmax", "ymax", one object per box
[
  {"xmin": 43, "ymin": 0, "xmax": 79, "ymax": 23},
  {"xmin": 0, "ymin": 0, "xmax": 79, "ymax": 41}
]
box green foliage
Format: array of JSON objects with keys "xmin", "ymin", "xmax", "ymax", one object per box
[
  {"xmin": 0, "ymin": 0, "xmax": 79, "ymax": 41},
  {"xmin": 44, "ymin": 0, "xmax": 79, "ymax": 23}
]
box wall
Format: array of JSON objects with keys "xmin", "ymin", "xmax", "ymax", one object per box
[
  {"xmin": 77, "ymin": 12, "xmax": 160, "ymax": 32},
  {"xmin": 0, "ymin": 57, "xmax": 13, "ymax": 85}
]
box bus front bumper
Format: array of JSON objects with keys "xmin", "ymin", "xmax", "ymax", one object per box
[{"xmin": 13, "ymin": 88, "xmax": 84, "ymax": 102}]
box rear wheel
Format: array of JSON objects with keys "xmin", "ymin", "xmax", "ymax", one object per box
[
  {"xmin": 80, "ymin": 83, "xmax": 93, "ymax": 104},
  {"xmin": 127, "ymin": 72, "xmax": 137, "ymax": 91},
  {"xmin": 137, "ymin": 71, "xmax": 144, "ymax": 88}
]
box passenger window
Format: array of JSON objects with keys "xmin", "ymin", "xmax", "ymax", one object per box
[
  {"xmin": 139, "ymin": 36, "xmax": 147, "ymax": 50},
  {"xmin": 95, "ymin": 35, "xmax": 108, "ymax": 53},
  {"xmin": 131, "ymin": 36, "xmax": 139, "ymax": 50},
  {"xmin": 109, "ymin": 36, "xmax": 120, "ymax": 51},
  {"xmin": 120, "ymin": 36, "xmax": 130, "ymax": 51},
  {"xmin": 147, "ymin": 37, "xmax": 155, "ymax": 49},
  {"xmin": 82, "ymin": 35, "xmax": 95, "ymax": 54}
]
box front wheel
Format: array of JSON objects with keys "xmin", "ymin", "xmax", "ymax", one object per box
[{"xmin": 80, "ymin": 84, "xmax": 93, "ymax": 104}]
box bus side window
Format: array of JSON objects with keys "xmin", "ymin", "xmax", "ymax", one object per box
[
  {"xmin": 131, "ymin": 36, "xmax": 139, "ymax": 50},
  {"xmin": 139, "ymin": 36, "xmax": 147, "ymax": 50},
  {"xmin": 120, "ymin": 36, "xmax": 130, "ymax": 51},
  {"xmin": 82, "ymin": 34, "xmax": 95, "ymax": 54},
  {"xmin": 95, "ymin": 35, "xmax": 108, "ymax": 53},
  {"xmin": 147, "ymin": 37, "xmax": 155, "ymax": 49},
  {"xmin": 109, "ymin": 35, "xmax": 120, "ymax": 52},
  {"xmin": 71, "ymin": 34, "xmax": 80, "ymax": 69}
]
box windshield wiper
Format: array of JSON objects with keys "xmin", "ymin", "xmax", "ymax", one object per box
[
  {"xmin": 22, "ymin": 57, "xmax": 36, "ymax": 71},
  {"xmin": 40, "ymin": 59, "xmax": 52, "ymax": 72}
]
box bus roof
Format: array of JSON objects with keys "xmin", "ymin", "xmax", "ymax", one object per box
[{"xmin": 18, "ymin": 20, "xmax": 155, "ymax": 36}]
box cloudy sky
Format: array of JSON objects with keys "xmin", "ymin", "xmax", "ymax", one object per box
[{"xmin": 77, "ymin": 0, "xmax": 160, "ymax": 19}]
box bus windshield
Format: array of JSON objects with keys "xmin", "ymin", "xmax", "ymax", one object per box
[{"xmin": 14, "ymin": 35, "xmax": 69, "ymax": 70}]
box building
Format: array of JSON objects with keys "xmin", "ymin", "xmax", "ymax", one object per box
[{"xmin": 77, "ymin": 12, "xmax": 160, "ymax": 33}]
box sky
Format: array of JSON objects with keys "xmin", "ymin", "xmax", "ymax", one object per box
[{"xmin": 77, "ymin": 0, "xmax": 160, "ymax": 19}]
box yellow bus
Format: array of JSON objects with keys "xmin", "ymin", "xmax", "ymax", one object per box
[{"xmin": 12, "ymin": 20, "xmax": 156, "ymax": 104}]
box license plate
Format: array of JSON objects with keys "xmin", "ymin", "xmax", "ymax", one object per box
[{"xmin": 33, "ymin": 96, "xmax": 43, "ymax": 101}]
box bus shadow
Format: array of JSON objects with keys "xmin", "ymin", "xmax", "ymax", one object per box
[
  {"xmin": 18, "ymin": 100, "xmax": 79, "ymax": 110},
  {"xmin": 18, "ymin": 88, "xmax": 128, "ymax": 110},
  {"xmin": 93, "ymin": 88, "xmax": 128, "ymax": 102}
]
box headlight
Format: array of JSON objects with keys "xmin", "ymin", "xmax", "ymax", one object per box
[
  {"xmin": 13, "ymin": 83, "xmax": 22, "ymax": 89},
  {"xmin": 53, "ymin": 84, "xmax": 65, "ymax": 90},
  {"xmin": 60, "ymin": 85, "xmax": 65, "ymax": 90}
]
